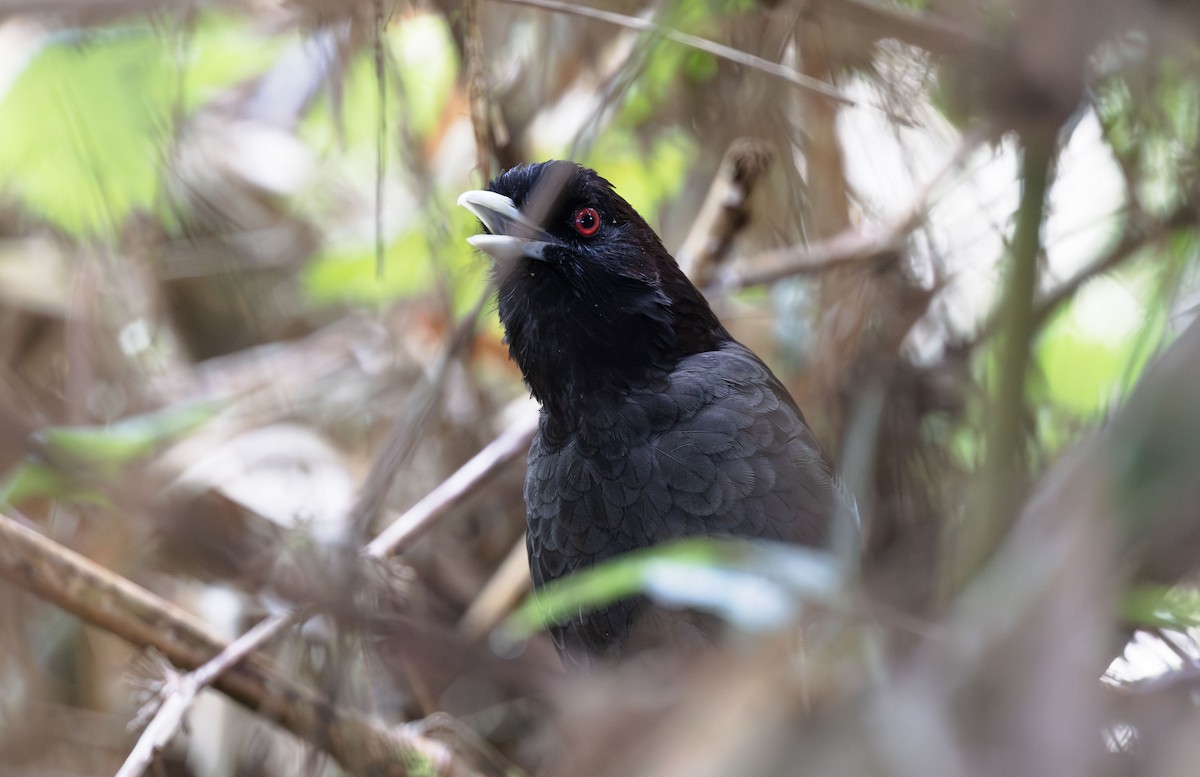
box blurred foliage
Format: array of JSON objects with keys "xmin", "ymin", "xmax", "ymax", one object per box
[
  {"xmin": 0, "ymin": 17, "xmax": 278, "ymax": 235},
  {"xmin": 503, "ymin": 537, "xmax": 844, "ymax": 644},
  {"xmin": 0, "ymin": 402, "xmax": 217, "ymax": 504},
  {"xmin": 1, "ymin": 0, "xmax": 1200, "ymax": 776},
  {"xmin": 1124, "ymin": 585, "xmax": 1200, "ymax": 631}
]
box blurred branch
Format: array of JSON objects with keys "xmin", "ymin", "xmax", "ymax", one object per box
[
  {"xmin": 459, "ymin": 534, "xmax": 531, "ymax": 638},
  {"xmin": 465, "ymin": 0, "xmax": 500, "ymax": 179},
  {"xmin": 365, "ymin": 410, "xmax": 538, "ymax": 558},
  {"xmin": 716, "ymin": 130, "xmax": 982, "ymax": 292},
  {"xmin": 116, "ymin": 608, "xmax": 312, "ymax": 777},
  {"xmin": 950, "ymin": 132, "xmax": 1057, "ymax": 593},
  {"xmin": 716, "ymin": 228, "xmax": 901, "ymax": 291},
  {"xmin": 824, "ymin": 0, "xmax": 986, "ymax": 57},
  {"xmin": 0, "ymin": 512, "xmax": 481, "ymax": 777},
  {"xmin": 483, "ymin": 0, "xmax": 858, "ymax": 107},
  {"xmin": 349, "ymin": 292, "xmax": 488, "ymax": 538},
  {"xmin": 676, "ymin": 139, "xmax": 774, "ymax": 287}
]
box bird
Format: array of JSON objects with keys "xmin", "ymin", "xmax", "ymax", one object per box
[{"xmin": 459, "ymin": 160, "xmax": 850, "ymax": 664}]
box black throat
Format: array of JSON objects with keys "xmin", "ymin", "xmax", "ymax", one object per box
[{"xmin": 496, "ymin": 256, "xmax": 727, "ymax": 424}]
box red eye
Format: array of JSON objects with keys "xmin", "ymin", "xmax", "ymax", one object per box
[{"xmin": 572, "ymin": 207, "xmax": 601, "ymax": 237}]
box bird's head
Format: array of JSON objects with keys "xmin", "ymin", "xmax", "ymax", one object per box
[{"xmin": 459, "ymin": 161, "xmax": 726, "ymax": 418}]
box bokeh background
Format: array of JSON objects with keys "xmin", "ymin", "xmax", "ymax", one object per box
[{"xmin": 2, "ymin": 0, "xmax": 1200, "ymax": 775}]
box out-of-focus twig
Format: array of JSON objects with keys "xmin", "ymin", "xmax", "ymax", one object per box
[
  {"xmin": 715, "ymin": 228, "xmax": 902, "ymax": 291},
  {"xmin": 676, "ymin": 139, "xmax": 773, "ymax": 287},
  {"xmin": 365, "ymin": 410, "xmax": 538, "ymax": 559},
  {"xmin": 0, "ymin": 512, "xmax": 480, "ymax": 777},
  {"xmin": 458, "ymin": 534, "xmax": 532, "ymax": 638},
  {"xmin": 348, "ymin": 291, "xmax": 489, "ymax": 539},
  {"xmin": 481, "ymin": 0, "xmax": 858, "ymax": 107},
  {"xmin": 825, "ymin": 0, "xmax": 986, "ymax": 57},
  {"xmin": 464, "ymin": 0, "xmax": 498, "ymax": 179},
  {"xmin": 716, "ymin": 131, "xmax": 982, "ymax": 292},
  {"xmin": 115, "ymin": 607, "xmax": 312, "ymax": 777},
  {"xmin": 949, "ymin": 132, "xmax": 1057, "ymax": 593}
]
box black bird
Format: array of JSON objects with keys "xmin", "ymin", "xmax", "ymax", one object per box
[{"xmin": 459, "ymin": 161, "xmax": 850, "ymax": 663}]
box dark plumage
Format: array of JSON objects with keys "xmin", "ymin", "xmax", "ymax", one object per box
[{"xmin": 459, "ymin": 161, "xmax": 849, "ymax": 663}]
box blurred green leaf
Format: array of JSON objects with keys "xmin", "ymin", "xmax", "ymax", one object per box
[
  {"xmin": 0, "ymin": 402, "xmax": 219, "ymax": 507},
  {"xmin": 0, "ymin": 462, "xmax": 81, "ymax": 507},
  {"xmin": 304, "ymin": 212, "xmax": 488, "ymax": 309},
  {"xmin": 36, "ymin": 401, "xmax": 218, "ymax": 469},
  {"xmin": 0, "ymin": 18, "xmax": 278, "ymax": 236},
  {"xmin": 0, "ymin": 31, "xmax": 171, "ymax": 235},
  {"xmin": 301, "ymin": 13, "xmax": 457, "ymax": 154},
  {"xmin": 501, "ymin": 538, "xmax": 844, "ymax": 645},
  {"xmin": 1036, "ymin": 271, "xmax": 1161, "ymax": 420},
  {"xmin": 1123, "ymin": 585, "xmax": 1200, "ymax": 631}
]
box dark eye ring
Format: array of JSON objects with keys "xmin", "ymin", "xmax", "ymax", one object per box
[{"xmin": 572, "ymin": 207, "xmax": 601, "ymax": 237}]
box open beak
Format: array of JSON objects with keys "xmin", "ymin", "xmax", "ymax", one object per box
[{"xmin": 457, "ymin": 190, "xmax": 555, "ymax": 263}]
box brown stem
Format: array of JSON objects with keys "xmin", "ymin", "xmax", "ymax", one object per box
[{"xmin": 0, "ymin": 512, "xmax": 479, "ymax": 777}]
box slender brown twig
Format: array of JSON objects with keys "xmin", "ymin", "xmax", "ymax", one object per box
[
  {"xmin": 115, "ymin": 608, "xmax": 313, "ymax": 777},
  {"xmin": 482, "ymin": 0, "xmax": 858, "ymax": 107},
  {"xmin": 716, "ymin": 130, "xmax": 983, "ymax": 292},
  {"xmin": 0, "ymin": 512, "xmax": 480, "ymax": 777},
  {"xmin": 365, "ymin": 409, "xmax": 538, "ymax": 559}
]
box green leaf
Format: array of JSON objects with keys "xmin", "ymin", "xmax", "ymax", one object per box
[
  {"xmin": 501, "ymin": 538, "xmax": 844, "ymax": 646},
  {"xmin": 0, "ymin": 461, "xmax": 76, "ymax": 506},
  {"xmin": 35, "ymin": 402, "xmax": 219, "ymax": 469},
  {"xmin": 0, "ymin": 30, "xmax": 172, "ymax": 235},
  {"xmin": 1123, "ymin": 585, "xmax": 1200, "ymax": 631},
  {"xmin": 0, "ymin": 18, "xmax": 280, "ymax": 236}
]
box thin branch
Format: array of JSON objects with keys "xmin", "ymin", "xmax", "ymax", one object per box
[
  {"xmin": 458, "ymin": 535, "xmax": 532, "ymax": 638},
  {"xmin": 676, "ymin": 139, "xmax": 774, "ymax": 287},
  {"xmin": 348, "ymin": 290, "xmax": 489, "ymax": 539},
  {"xmin": 116, "ymin": 608, "xmax": 312, "ymax": 777},
  {"xmin": 949, "ymin": 132, "xmax": 1057, "ymax": 593},
  {"xmin": 0, "ymin": 511, "xmax": 480, "ymax": 777},
  {"xmin": 365, "ymin": 409, "xmax": 539, "ymax": 559},
  {"xmin": 716, "ymin": 130, "xmax": 983, "ymax": 291},
  {"xmin": 482, "ymin": 0, "xmax": 858, "ymax": 107},
  {"xmin": 715, "ymin": 228, "xmax": 902, "ymax": 291},
  {"xmin": 825, "ymin": 0, "xmax": 986, "ymax": 58},
  {"xmin": 373, "ymin": 0, "xmax": 387, "ymax": 279}
]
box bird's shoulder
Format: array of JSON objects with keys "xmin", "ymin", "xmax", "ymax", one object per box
[{"xmin": 525, "ymin": 341, "xmax": 834, "ymax": 579}]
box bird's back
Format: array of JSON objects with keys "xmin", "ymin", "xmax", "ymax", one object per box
[{"xmin": 525, "ymin": 341, "xmax": 838, "ymax": 661}]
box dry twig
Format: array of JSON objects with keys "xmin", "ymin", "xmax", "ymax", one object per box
[
  {"xmin": 482, "ymin": 0, "xmax": 858, "ymax": 107},
  {"xmin": 676, "ymin": 140, "xmax": 774, "ymax": 287},
  {"xmin": 0, "ymin": 512, "xmax": 480, "ymax": 777},
  {"xmin": 716, "ymin": 130, "xmax": 982, "ymax": 292},
  {"xmin": 365, "ymin": 410, "xmax": 538, "ymax": 559}
]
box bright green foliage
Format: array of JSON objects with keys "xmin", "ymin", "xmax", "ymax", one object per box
[
  {"xmin": 1123, "ymin": 585, "xmax": 1200, "ymax": 631},
  {"xmin": 304, "ymin": 203, "xmax": 488, "ymax": 310},
  {"xmin": 502, "ymin": 537, "xmax": 844, "ymax": 644},
  {"xmin": 0, "ymin": 31, "xmax": 172, "ymax": 236},
  {"xmin": 301, "ymin": 13, "xmax": 458, "ymax": 154},
  {"xmin": 0, "ymin": 402, "xmax": 218, "ymax": 506},
  {"xmin": 0, "ymin": 17, "xmax": 278, "ymax": 237},
  {"xmin": 1036, "ymin": 272, "xmax": 1161, "ymax": 419}
]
